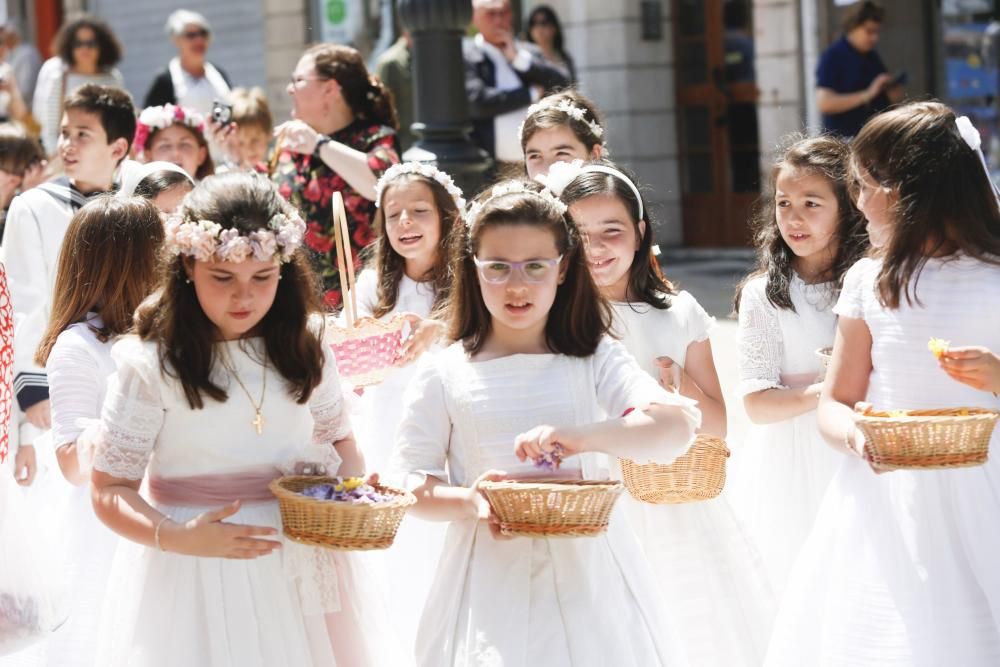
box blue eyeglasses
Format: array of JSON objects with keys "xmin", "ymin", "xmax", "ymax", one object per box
[{"xmin": 473, "ymin": 256, "xmax": 563, "ymax": 284}]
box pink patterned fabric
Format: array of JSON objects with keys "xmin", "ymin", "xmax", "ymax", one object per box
[
  {"xmin": 0, "ymin": 266, "xmax": 13, "ymax": 463},
  {"xmin": 147, "ymin": 467, "xmax": 280, "ymax": 506},
  {"xmin": 329, "ymin": 330, "xmax": 403, "ymax": 379}
]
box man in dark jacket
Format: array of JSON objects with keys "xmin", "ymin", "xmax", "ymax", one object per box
[{"xmin": 464, "ymin": 0, "xmax": 569, "ymax": 164}]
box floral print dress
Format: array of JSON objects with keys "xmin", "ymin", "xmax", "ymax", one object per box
[{"xmin": 271, "ymin": 120, "xmax": 399, "ymax": 308}]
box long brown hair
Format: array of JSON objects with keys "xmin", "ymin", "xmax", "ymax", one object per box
[
  {"xmin": 136, "ymin": 172, "xmax": 326, "ymax": 409},
  {"xmin": 368, "ymin": 173, "xmax": 458, "ymax": 318},
  {"xmin": 447, "ymin": 180, "xmax": 611, "ymax": 356},
  {"xmin": 560, "ymin": 159, "xmax": 675, "ymax": 309},
  {"xmin": 36, "ymin": 196, "xmax": 164, "ymax": 365},
  {"xmin": 734, "ymin": 133, "xmax": 868, "ymax": 313},
  {"xmin": 850, "ymin": 101, "xmax": 1000, "ymax": 308},
  {"xmin": 307, "ymin": 44, "xmax": 398, "ymax": 130}
]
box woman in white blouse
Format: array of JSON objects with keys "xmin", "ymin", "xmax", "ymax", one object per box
[{"xmin": 31, "ymin": 16, "xmax": 125, "ymax": 155}]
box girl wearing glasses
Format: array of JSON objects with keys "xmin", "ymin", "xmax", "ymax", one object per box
[
  {"xmin": 32, "ymin": 15, "xmax": 125, "ymax": 155},
  {"xmin": 391, "ymin": 178, "xmax": 700, "ymax": 667},
  {"xmin": 143, "ymin": 10, "xmax": 232, "ymax": 118}
]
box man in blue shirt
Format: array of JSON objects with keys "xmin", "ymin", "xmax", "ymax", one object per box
[{"xmin": 816, "ymin": 1, "xmax": 904, "ymax": 137}]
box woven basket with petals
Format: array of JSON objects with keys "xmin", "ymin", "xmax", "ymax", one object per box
[
  {"xmin": 856, "ymin": 407, "xmax": 998, "ymax": 470},
  {"xmin": 270, "ymin": 475, "xmax": 416, "ymax": 550},
  {"xmin": 620, "ymin": 435, "xmax": 730, "ymax": 504},
  {"xmin": 479, "ymin": 479, "xmax": 623, "ymax": 538}
]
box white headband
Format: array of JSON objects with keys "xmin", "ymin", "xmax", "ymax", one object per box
[
  {"xmin": 117, "ymin": 160, "xmax": 194, "ymax": 198},
  {"xmin": 518, "ymin": 98, "xmax": 605, "ymax": 143},
  {"xmin": 956, "ymin": 116, "xmax": 1000, "ymax": 201},
  {"xmin": 464, "ymin": 181, "xmax": 568, "ymax": 229},
  {"xmin": 535, "ymin": 159, "xmax": 645, "ymax": 220},
  {"xmin": 374, "ymin": 162, "xmax": 466, "ymax": 212}
]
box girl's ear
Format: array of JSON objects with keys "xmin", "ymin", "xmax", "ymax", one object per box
[
  {"xmin": 182, "ymin": 256, "xmax": 196, "ymax": 282},
  {"xmin": 590, "ymin": 144, "xmax": 603, "ymax": 161},
  {"xmin": 636, "ymin": 219, "xmax": 647, "ymax": 251},
  {"xmin": 557, "ymin": 255, "xmax": 569, "ymax": 285}
]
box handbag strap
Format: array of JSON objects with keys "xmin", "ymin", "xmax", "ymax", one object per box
[{"xmin": 331, "ymin": 191, "xmax": 357, "ymax": 326}]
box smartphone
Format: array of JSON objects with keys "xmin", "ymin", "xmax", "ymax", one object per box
[
  {"xmin": 891, "ymin": 71, "xmax": 908, "ymax": 87},
  {"xmin": 211, "ymin": 100, "xmax": 233, "ymax": 126}
]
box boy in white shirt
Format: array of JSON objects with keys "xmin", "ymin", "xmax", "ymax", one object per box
[{"xmin": 2, "ymin": 83, "xmax": 135, "ymax": 483}]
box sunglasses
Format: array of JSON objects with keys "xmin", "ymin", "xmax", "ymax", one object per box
[
  {"xmin": 181, "ymin": 29, "xmax": 209, "ymax": 40},
  {"xmin": 530, "ymin": 19, "xmax": 554, "ymax": 27},
  {"xmin": 72, "ymin": 39, "xmax": 99, "ymax": 49}
]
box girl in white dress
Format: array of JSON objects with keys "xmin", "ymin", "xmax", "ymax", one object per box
[
  {"xmin": 731, "ymin": 135, "xmax": 868, "ymax": 595},
  {"xmin": 520, "ymin": 89, "xmax": 605, "ymax": 179},
  {"xmin": 28, "ymin": 196, "xmax": 164, "ymax": 667},
  {"xmin": 548, "ymin": 158, "xmax": 773, "ymax": 666},
  {"xmin": 391, "ymin": 179, "xmax": 702, "ymax": 667},
  {"xmin": 352, "ymin": 163, "xmax": 464, "ymax": 657},
  {"xmin": 766, "ymin": 102, "xmax": 1000, "ymax": 665},
  {"xmin": 89, "ymin": 172, "xmax": 395, "ymax": 666}
]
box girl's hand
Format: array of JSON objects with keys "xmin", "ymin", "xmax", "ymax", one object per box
[
  {"xmin": 274, "ymin": 120, "xmax": 320, "ymax": 156},
  {"xmin": 655, "ymin": 356, "xmax": 683, "ymax": 393},
  {"xmin": 470, "ymin": 469, "xmax": 513, "ymax": 541},
  {"xmin": 205, "ymin": 119, "xmax": 241, "ymax": 166},
  {"xmin": 13, "ymin": 444, "xmax": 36, "ymax": 486},
  {"xmin": 514, "ymin": 424, "xmax": 584, "ymax": 466},
  {"xmin": 396, "ymin": 314, "xmax": 444, "ymax": 367},
  {"xmin": 939, "ymin": 346, "xmax": 1000, "ymax": 394},
  {"xmin": 852, "ymin": 402, "xmax": 891, "ymax": 475},
  {"xmin": 161, "ymin": 500, "xmax": 282, "ymax": 559}
]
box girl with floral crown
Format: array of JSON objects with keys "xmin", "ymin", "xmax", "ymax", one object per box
[
  {"xmin": 545, "ymin": 158, "xmax": 774, "ymax": 666},
  {"xmin": 89, "ymin": 171, "xmax": 399, "ymax": 666},
  {"xmin": 767, "ymin": 102, "xmax": 1000, "ymax": 665},
  {"xmin": 520, "ymin": 88, "xmax": 605, "ymax": 179},
  {"xmin": 350, "ymin": 161, "xmax": 463, "ymax": 657},
  {"xmin": 133, "ymin": 103, "xmax": 213, "ymax": 181},
  {"xmin": 390, "ymin": 178, "xmax": 701, "ymax": 666}
]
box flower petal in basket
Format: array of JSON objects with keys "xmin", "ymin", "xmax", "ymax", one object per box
[
  {"xmin": 269, "ymin": 475, "xmax": 417, "ymax": 551},
  {"xmin": 856, "ymin": 407, "xmax": 999, "ymax": 471},
  {"xmin": 325, "ymin": 315, "xmax": 407, "ymax": 388},
  {"xmin": 479, "ymin": 479, "xmax": 624, "ymax": 538}
]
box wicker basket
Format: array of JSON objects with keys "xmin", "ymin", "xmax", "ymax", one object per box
[
  {"xmin": 479, "ymin": 479, "xmax": 624, "ymax": 538},
  {"xmin": 269, "ymin": 476, "xmax": 416, "ymax": 550},
  {"xmin": 816, "ymin": 347, "xmax": 833, "ymax": 369},
  {"xmin": 325, "ymin": 191, "xmax": 407, "ymax": 387},
  {"xmin": 326, "ymin": 315, "xmax": 406, "ymax": 387},
  {"xmin": 620, "ymin": 435, "xmax": 730, "ymax": 504},
  {"xmin": 856, "ymin": 408, "xmax": 999, "ymax": 470}
]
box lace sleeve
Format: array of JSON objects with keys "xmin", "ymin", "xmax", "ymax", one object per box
[
  {"xmin": 92, "ymin": 340, "xmax": 165, "ymax": 480},
  {"xmin": 737, "ymin": 279, "xmax": 786, "ymax": 397},
  {"xmin": 311, "ymin": 346, "xmax": 352, "ymax": 446}
]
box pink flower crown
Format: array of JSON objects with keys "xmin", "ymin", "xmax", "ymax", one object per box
[
  {"xmin": 164, "ymin": 211, "xmax": 307, "ymax": 264},
  {"xmin": 134, "ymin": 104, "xmax": 206, "ymax": 156}
]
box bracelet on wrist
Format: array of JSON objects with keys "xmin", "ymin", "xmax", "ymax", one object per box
[{"xmin": 154, "ymin": 515, "xmax": 172, "ymax": 551}]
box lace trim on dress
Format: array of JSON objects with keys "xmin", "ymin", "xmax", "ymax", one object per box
[{"xmin": 738, "ymin": 283, "xmax": 787, "ymax": 398}]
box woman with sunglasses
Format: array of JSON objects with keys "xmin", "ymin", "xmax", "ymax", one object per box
[
  {"xmin": 143, "ymin": 9, "xmax": 231, "ymax": 118},
  {"xmin": 31, "ymin": 15, "xmax": 125, "ymax": 155},
  {"xmin": 524, "ymin": 5, "xmax": 576, "ymax": 83}
]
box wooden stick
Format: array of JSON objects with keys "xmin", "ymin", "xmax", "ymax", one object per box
[{"xmin": 331, "ymin": 191, "xmax": 357, "ymax": 326}]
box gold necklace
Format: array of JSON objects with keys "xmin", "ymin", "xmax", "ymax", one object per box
[{"xmin": 220, "ymin": 346, "xmax": 268, "ymax": 435}]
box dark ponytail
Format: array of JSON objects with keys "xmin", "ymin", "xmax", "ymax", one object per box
[{"xmin": 307, "ymin": 44, "xmax": 399, "ymax": 130}]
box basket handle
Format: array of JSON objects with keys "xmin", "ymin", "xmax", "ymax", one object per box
[
  {"xmin": 267, "ymin": 126, "xmax": 287, "ymax": 176},
  {"xmin": 331, "ymin": 191, "xmax": 358, "ymax": 326}
]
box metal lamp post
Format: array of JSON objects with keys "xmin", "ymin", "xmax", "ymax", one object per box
[{"xmin": 397, "ymin": 0, "xmax": 492, "ymax": 196}]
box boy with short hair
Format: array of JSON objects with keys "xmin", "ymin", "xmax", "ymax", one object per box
[{"xmin": 0, "ymin": 83, "xmax": 135, "ymax": 481}]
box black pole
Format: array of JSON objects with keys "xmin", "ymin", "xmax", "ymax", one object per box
[{"xmin": 397, "ymin": 0, "xmax": 492, "ymax": 197}]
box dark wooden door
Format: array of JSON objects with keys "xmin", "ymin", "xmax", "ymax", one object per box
[{"xmin": 674, "ymin": 0, "xmax": 761, "ymax": 247}]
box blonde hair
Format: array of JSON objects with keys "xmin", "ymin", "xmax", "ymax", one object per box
[{"xmin": 229, "ymin": 87, "xmax": 273, "ymax": 134}]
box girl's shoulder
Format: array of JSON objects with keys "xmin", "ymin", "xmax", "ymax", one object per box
[
  {"xmin": 50, "ymin": 321, "xmax": 107, "ymax": 366},
  {"xmin": 737, "ymin": 274, "xmax": 771, "ymax": 309},
  {"xmin": 110, "ymin": 335, "xmax": 162, "ymax": 377}
]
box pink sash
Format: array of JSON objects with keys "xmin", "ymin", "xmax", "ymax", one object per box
[{"xmin": 147, "ymin": 467, "xmax": 280, "ymax": 506}]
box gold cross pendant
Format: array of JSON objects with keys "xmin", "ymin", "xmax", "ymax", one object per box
[{"xmin": 252, "ymin": 410, "xmax": 265, "ymax": 435}]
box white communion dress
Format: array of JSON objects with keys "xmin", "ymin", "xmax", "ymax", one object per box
[
  {"xmin": 766, "ymin": 256, "xmax": 1000, "ymax": 665},
  {"xmin": 391, "ymin": 337, "xmax": 701, "ymax": 667},
  {"xmin": 609, "ymin": 293, "xmax": 775, "ymax": 666},
  {"xmin": 91, "ymin": 336, "xmax": 400, "ymax": 667},
  {"xmin": 350, "ymin": 269, "xmax": 446, "ymax": 660},
  {"xmin": 730, "ymin": 274, "xmax": 843, "ymax": 594}
]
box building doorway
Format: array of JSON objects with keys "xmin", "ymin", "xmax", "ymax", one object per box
[{"xmin": 674, "ymin": 0, "xmax": 760, "ymax": 246}]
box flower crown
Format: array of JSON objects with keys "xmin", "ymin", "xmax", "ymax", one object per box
[
  {"xmin": 464, "ymin": 181, "xmax": 568, "ymax": 230},
  {"xmin": 165, "ymin": 210, "xmax": 307, "ymax": 264},
  {"xmin": 518, "ymin": 98, "xmax": 605, "ymax": 142},
  {"xmin": 134, "ymin": 104, "xmax": 206, "ymax": 155},
  {"xmin": 374, "ymin": 162, "xmax": 466, "ymax": 212},
  {"xmin": 535, "ymin": 159, "xmax": 645, "ymax": 220}
]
